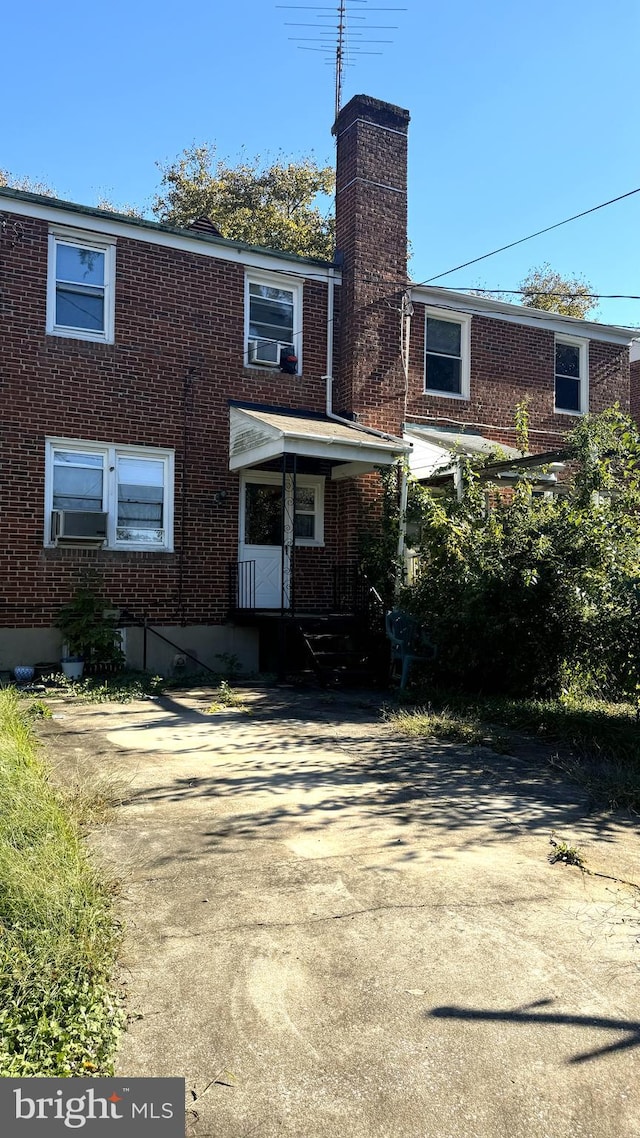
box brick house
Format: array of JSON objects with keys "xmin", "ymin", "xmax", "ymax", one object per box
[{"xmin": 1, "ymin": 94, "xmax": 636, "ymax": 675}]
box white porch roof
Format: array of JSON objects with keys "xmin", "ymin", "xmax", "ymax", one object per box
[
  {"xmin": 404, "ymin": 424, "xmax": 522, "ymax": 481},
  {"xmin": 230, "ymin": 405, "xmax": 408, "ymax": 479}
]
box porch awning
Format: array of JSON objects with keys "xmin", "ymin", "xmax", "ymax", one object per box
[
  {"xmin": 230, "ymin": 405, "xmax": 409, "ymax": 479},
  {"xmin": 404, "ymin": 424, "xmax": 562, "ymax": 487}
]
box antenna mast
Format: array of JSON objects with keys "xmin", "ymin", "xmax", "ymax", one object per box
[
  {"xmin": 336, "ymin": 0, "xmax": 347, "ymax": 121},
  {"xmin": 277, "ymin": 1, "xmax": 406, "ymax": 121}
]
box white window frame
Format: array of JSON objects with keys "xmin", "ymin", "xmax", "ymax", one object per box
[
  {"xmin": 44, "ymin": 438, "xmax": 174, "ymax": 551},
  {"xmin": 424, "ymin": 308, "xmax": 471, "ymax": 400},
  {"xmin": 554, "ymin": 334, "xmax": 589, "ymax": 415},
  {"xmin": 238, "ymin": 470, "xmax": 324, "ymax": 548},
  {"xmin": 244, "ymin": 270, "xmax": 303, "ymax": 374},
  {"xmin": 46, "ymin": 227, "xmax": 116, "ymax": 344}
]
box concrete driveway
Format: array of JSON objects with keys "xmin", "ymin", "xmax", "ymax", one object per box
[{"xmin": 42, "ymin": 687, "xmax": 640, "ymax": 1138}]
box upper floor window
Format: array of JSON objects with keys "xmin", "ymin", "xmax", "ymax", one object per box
[
  {"xmin": 424, "ymin": 310, "xmax": 470, "ymax": 398},
  {"xmin": 245, "ymin": 272, "xmax": 302, "ymax": 373},
  {"xmin": 47, "ymin": 230, "xmax": 116, "ymax": 343},
  {"xmin": 555, "ymin": 336, "xmax": 588, "ymax": 414},
  {"xmin": 45, "ymin": 439, "xmax": 173, "ymax": 551}
]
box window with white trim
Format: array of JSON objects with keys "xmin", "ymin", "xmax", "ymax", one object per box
[
  {"xmin": 47, "ymin": 231, "xmax": 116, "ymax": 342},
  {"xmin": 45, "ymin": 440, "xmax": 174, "ymax": 550},
  {"xmin": 241, "ymin": 472, "xmax": 324, "ymax": 547},
  {"xmin": 245, "ymin": 272, "xmax": 302, "ymax": 372},
  {"xmin": 555, "ymin": 335, "xmax": 588, "ymax": 414},
  {"xmin": 424, "ymin": 310, "xmax": 470, "ymax": 398}
]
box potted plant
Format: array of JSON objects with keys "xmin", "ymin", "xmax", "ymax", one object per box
[{"xmin": 55, "ymin": 576, "xmax": 124, "ymax": 680}]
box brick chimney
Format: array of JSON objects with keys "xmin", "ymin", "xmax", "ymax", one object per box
[{"xmin": 332, "ymin": 94, "xmax": 410, "ymax": 433}]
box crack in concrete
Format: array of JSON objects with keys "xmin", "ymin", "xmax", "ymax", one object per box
[{"xmin": 158, "ymin": 894, "xmax": 552, "ymax": 941}]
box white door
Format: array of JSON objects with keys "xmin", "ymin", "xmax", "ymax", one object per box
[
  {"xmin": 238, "ymin": 473, "xmax": 290, "ymax": 609},
  {"xmin": 238, "ymin": 472, "xmax": 324, "ymax": 609}
]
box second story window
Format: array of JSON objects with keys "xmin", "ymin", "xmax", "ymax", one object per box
[
  {"xmin": 424, "ymin": 310, "xmax": 470, "ymax": 398},
  {"xmin": 555, "ymin": 336, "xmax": 588, "ymax": 414},
  {"xmin": 47, "ymin": 230, "xmax": 116, "ymax": 343},
  {"xmin": 245, "ymin": 273, "xmax": 302, "ymax": 372}
]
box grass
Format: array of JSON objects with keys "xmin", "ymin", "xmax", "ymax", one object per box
[
  {"xmin": 206, "ymin": 680, "xmax": 248, "ymax": 713},
  {"xmin": 0, "ymin": 689, "xmax": 123, "ymax": 1075},
  {"xmin": 388, "ymin": 691, "xmax": 640, "ymax": 811},
  {"xmin": 41, "ymin": 668, "xmax": 250, "ymax": 704},
  {"xmin": 45, "ymin": 670, "xmax": 166, "ymax": 703},
  {"xmin": 548, "ymin": 834, "xmax": 585, "ymax": 868},
  {"xmin": 387, "ymin": 706, "xmax": 509, "ymax": 751}
]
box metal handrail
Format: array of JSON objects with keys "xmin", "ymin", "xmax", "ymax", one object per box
[{"xmin": 229, "ymin": 560, "xmax": 256, "ymax": 610}]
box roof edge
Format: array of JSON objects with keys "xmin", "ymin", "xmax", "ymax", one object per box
[
  {"xmin": 412, "ymin": 283, "xmax": 638, "ymax": 342},
  {"xmin": 0, "ymin": 185, "xmax": 337, "ymax": 271}
]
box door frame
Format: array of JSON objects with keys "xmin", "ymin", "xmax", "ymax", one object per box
[{"xmin": 238, "ymin": 469, "xmax": 325, "ymax": 610}]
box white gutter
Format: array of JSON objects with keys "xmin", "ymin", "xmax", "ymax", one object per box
[{"xmin": 411, "ymin": 284, "xmax": 637, "ymax": 344}]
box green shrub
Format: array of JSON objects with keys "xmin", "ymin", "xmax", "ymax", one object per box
[
  {"xmin": 55, "ymin": 574, "xmax": 124, "ymax": 668},
  {"xmin": 400, "ymin": 409, "xmax": 640, "ymax": 699}
]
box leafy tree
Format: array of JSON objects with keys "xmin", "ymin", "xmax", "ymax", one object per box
[
  {"xmin": 95, "ymin": 196, "xmax": 144, "ymax": 219},
  {"xmin": 519, "ymin": 262, "xmax": 596, "ymax": 318},
  {"xmin": 152, "ymin": 146, "xmax": 335, "ymax": 260},
  {"xmin": 473, "ymin": 263, "xmax": 597, "ymax": 318},
  {"xmin": 0, "ymin": 169, "xmax": 54, "ymax": 196}
]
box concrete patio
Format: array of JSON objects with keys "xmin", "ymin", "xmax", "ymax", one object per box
[{"xmin": 41, "ymin": 687, "xmax": 640, "ymax": 1138}]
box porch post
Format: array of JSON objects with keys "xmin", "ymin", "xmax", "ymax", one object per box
[
  {"xmin": 281, "ymin": 455, "xmax": 287, "ymax": 616},
  {"xmin": 395, "ymin": 463, "xmax": 409, "ymax": 597},
  {"xmin": 290, "ymin": 454, "xmax": 297, "ymax": 618}
]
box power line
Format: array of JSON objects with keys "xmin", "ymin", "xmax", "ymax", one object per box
[
  {"xmin": 415, "ymin": 185, "xmax": 640, "ymax": 286},
  {"xmin": 434, "ymin": 288, "xmax": 640, "ymax": 301}
]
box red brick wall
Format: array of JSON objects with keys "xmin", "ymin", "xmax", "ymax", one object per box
[
  {"xmin": 330, "ymin": 93, "xmax": 629, "ymax": 463},
  {"xmin": 2, "ymin": 162, "xmax": 633, "ymax": 640},
  {"xmin": 404, "ymin": 308, "xmax": 630, "ymax": 451},
  {"xmin": 0, "ymin": 210, "xmax": 335, "ymax": 629}
]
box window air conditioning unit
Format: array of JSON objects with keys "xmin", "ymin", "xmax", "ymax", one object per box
[
  {"xmin": 51, "ymin": 510, "xmax": 108, "ymax": 544},
  {"xmin": 248, "ymin": 338, "xmax": 283, "ymax": 367}
]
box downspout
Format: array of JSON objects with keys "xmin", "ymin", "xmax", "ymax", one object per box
[
  {"xmin": 395, "ymin": 464, "xmax": 409, "ymax": 597},
  {"xmin": 395, "ymin": 289, "xmax": 413, "ymax": 596}
]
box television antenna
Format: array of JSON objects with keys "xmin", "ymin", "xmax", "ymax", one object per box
[{"xmin": 277, "ymin": 1, "xmax": 406, "ymax": 120}]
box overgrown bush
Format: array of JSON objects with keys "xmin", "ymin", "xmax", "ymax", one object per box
[{"xmin": 399, "ymin": 408, "xmax": 640, "ymax": 699}]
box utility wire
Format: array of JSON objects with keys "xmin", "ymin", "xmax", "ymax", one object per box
[
  {"xmin": 414, "ymin": 185, "xmax": 640, "ymax": 286},
  {"xmin": 434, "ymin": 288, "xmax": 640, "ymax": 301}
]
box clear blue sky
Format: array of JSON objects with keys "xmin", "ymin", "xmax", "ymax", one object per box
[{"xmin": 3, "ymin": 1, "xmax": 639, "ymax": 327}]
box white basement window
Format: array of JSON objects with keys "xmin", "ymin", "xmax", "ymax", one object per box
[
  {"xmin": 47, "ymin": 230, "xmax": 116, "ymax": 343},
  {"xmin": 45, "ymin": 440, "xmax": 174, "ymax": 551}
]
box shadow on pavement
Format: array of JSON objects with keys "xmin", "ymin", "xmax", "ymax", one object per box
[{"xmin": 427, "ymin": 999, "xmax": 640, "ymax": 1063}]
